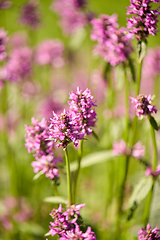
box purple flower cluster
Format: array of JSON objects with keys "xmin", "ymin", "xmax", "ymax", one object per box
[
  {"xmin": 36, "ymin": 39, "xmax": 65, "ymax": 68},
  {"xmin": 51, "ymin": 0, "xmax": 88, "ymax": 35},
  {"xmin": 48, "ymin": 204, "xmax": 96, "ymax": 239},
  {"xmin": 126, "ymin": 0, "xmax": 160, "ymax": 41},
  {"xmin": 138, "ymin": 223, "xmax": 160, "ymax": 240},
  {"xmin": 20, "ymin": 1, "xmax": 40, "ymax": 29},
  {"xmin": 113, "ymin": 139, "xmax": 145, "ymax": 159},
  {"xmin": 143, "ymin": 47, "xmax": 160, "ymax": 79},
  {"xmin": 145, "ymin": 164, "xmax": 160, "ymax": 177},
  {"xmin": 0, "ymin": 28, "xmax": 8, "ymax": 62},
  {"xmin": 0, "ymin": 196, "xmax": 32, "ymax": 230},
  {"xmin": 48, "ymin": 87, "xmax": 97, "ymax": 148},
  {"xmin": 0, "ymin": 0, "xmax": 12, "ymax": 9},
  {"xmin": 25, "ymin": 118, "xmax": 62, "ymax": 180},
  {"xmin": 2, "ymin": 47, "xmax": 32, "ymax": 82},
  {"xmin": 91, "ymin": 14, "xmax": 133, "ymax": 66},
  {"xmin": 130, "ymin": 94, "xmax": 157, "ymax": 118}
]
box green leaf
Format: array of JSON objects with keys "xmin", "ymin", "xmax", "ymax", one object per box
[
  {"xmin": 128, "ymin": 176, "xmax": 153, "ymax": 209},
  {"xmin": 18, "ymin": 222, "xmax": 45, "ymax": 235},
  {"xmin": 92, "ymin": 130, "xmax": 99, "ymax": 142},
  {"xmin": 149, "ymin": 115, "xmax": 159, "ymax": 131},
  {"xmin": 128, "ymin": 57, "xmax": 136, "ymax": 82},
  {"xmin": 70, "ymin": 150, "xmax": 114, "ymax": 172},
  {"xmin": 33, "ymin": 171, "xmax": 43, "ymax": 180},
  {"xmin": 137, "ymin": 41, "xmax": 147, "ymax": 63},
  {"xmin": 44, "ymin": 196, "xmax": 66, "ymax": 204}
]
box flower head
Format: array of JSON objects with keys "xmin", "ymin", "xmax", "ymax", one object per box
[
  {"xmin": 138, "ymin": 223, "xmax": 160, "ymax": 239},
  {"xmin": 113, "ymin": 139, "xmax": 145, "ymax": 159},
  {"xmin": 0, "ymin": 28, "xmax": 8, "ymax": 62},
  {"xmin": 91, "ymin": 14, "xmax": 133, "ymax": 66},
  {"xmin": 36, "ymin": 39, "xmax": 64, "ymax": 68},
  {"xmin": 68, "ymin": 87, "xmax": 97, "ymax": 137},
  {"xmin": 126, "ymin": 0, "xmax": 160, "ymax": 41},
  {"xmin": 48, "ymin": 204, "xmax": 96, "ymax": 239},
  {"xmin": 51, "ymin": 0, "xmax": 88, "ymax": 35},
  {"xmin": 0, "ymin": 0, "xmax": 12, "ymax": 9},
  {"xmin": 2, "ymin": 47, "xmax": 32, "ymax": 82},
  {"xmin": 130, "ymin": 94, "xmax": 157, "ymax": 118},
  {"xmin": 20, "ymin": 0, "xmax": 40, "ymax": 29},
  {"xmin": 25, "ymin": 117, "xmax": 55, "ymax": 158},
  {"xmin": 49, "ymin": 110, "xmax": 80, "ymax": 148}
]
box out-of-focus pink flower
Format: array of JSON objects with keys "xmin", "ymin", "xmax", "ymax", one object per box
[
  {"xmin": 0, "ymin": 196, "xmax": 32, "ymax": 230},
  {"xmin": 20, "ymin": 0, "xmax": 41, "ymax": 29},
  {"xmin": 36, "ymin": 39, "xmax": 65, "ymax": 68},
  {"xmin": 113, "ymin": 139, "xmax": 145, "ymax": 159},
  {"xmin": 0, "ymin": 0, "xmax": 12, "ymax": 9},
  {"xmin": 2, "ymin": 47, "xmax": 33, "ymax": 82},
  {"xmin": 36, "ymin": 96, "xmax": 63, "ymax": 120},
  {"xmin": 51, "ymin": 0, "xmax": 88, "ymax": 35},
  {"xmin": 0, "ymin": 28, "xmax": 8, "ymax": 62},
  {"xmin": 131, "ymin": 141, "xmax": 145, "ymax": 159}
]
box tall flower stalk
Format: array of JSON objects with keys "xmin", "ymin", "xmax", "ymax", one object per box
[{"xmin": 65, "ymin": 147, "xmax": 72, "ymax": 206}]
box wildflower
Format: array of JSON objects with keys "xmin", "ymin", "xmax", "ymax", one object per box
[
  {"xmin": 20, "ymin": 0, "xmax": 40, "ymax": 29},
  {"xmin": 130, "ymin": 94, "xmax": 157, "ymax": 118},
  {"xmin": 31, "ymin": 154, "xmax": 62, "ymax": 180},
  {"xmin": 49, "ymin": 110, "xmax": 80, "ymax": 148},
  {"xmin": 2, "ymin": 47, "xmax": 32, "ymax": 82},
  {"xmin": 0, "ymin": 196, "xmax": 32, "ymax": 230},
  {"xmin": 48, "ymin": 204, "xmax": 96, "ymax": 239},
  {"xmin": 25, "ymin": 117, "xmax": 55, "ymax": 158},
  {"xmin": 126, "ymin": 0, "xmax": 160, "ymax": 41},
  {"xmin": 0, "ymin": 28, "xmax": 8, "ymax": 62},
  {"xmin": 68, "ymin": 87, "xmax": 97, "ymax": 137},
  {"xmin": 145, "ymin": 164, "xmax": 160, "ymax": 177},
  {"xmin": 0, "ymin": 0, "xmax": 12, "ymax": 9},
  {"xmin": 113, "ymin": 139, "xmax": 145, "ymax": 159},
  {"xmin": 91, "ymin": 14, "xmax": 133, "ymax": 66},
  {"xmin": 25, "ymin": 118, "xmax": 62, "ymax": 180},
  {"xmin": 36, "ymin": 39, "xmax": 65, "ymax": 68},
  {"xmin": 50, "ymin": 0, "xmax": 88, "ymax": 35},
  {"xmin": 138, "ymin": 223, "xmax": 160, "ymax": 239}
]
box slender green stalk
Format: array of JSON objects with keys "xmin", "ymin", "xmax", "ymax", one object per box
[
  {"xmin": 129, "ymin": 60, "xmax": 143, "ymax": 148},
  {"xmin": 65, "ymin": 147, "xmax": 72, "ymax": 206},
  {"xmin": 73, "ymin": 140, "xmax": 83, "ymax": 203},
  {"xmin": 124, "ymin": 64, "xmax": 129, "ymax": 142},
  {"xmin": 136, "ymin": 60, "xmax": 143, "ymax": 95},
  {"xmin": 143, "ymin": 115, "xmax": 157, "ymax": 227}
]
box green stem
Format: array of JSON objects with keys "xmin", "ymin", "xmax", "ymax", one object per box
[
  {"xmin": 118, "ymin": 155, "xmax": 130, "ymax": 216},
  {"xmin": 129, "ymin": 60, "xmax": 143, "ymax": 148},
  {"xmin": 124, "ymin": 64, "xmax": 129, "ymax": 142},
  {"xmin": 136, "ymin": 60, "xmax": 143, "ymax": 95},
  {"xmin": 143, "ymin": 116, "xmax": 157, "ymax": 226},
  {"xmin": 73, "ymin": 140, "xmax": 83, "ymax": 203},
  {"xmin": 65, "ymin": 147, "xmax": 72, "ymax": 206}
]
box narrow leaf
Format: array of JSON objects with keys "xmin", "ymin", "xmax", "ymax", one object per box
[
  {"xmin": 44, "ymin": 196, "xmax": 66, "ymax": 204},
  {"xmin": 70, "ymin": 150, "xmax": 114, "ymax": 172},
  {"xmin": 128, "ymin": 176, "xmax": 153, "ymax": 208},
  {"xmin": 149, "ymin": 115, "xmax": 159, "ymax": 131},
  {"xmin": 33, "ymin": 171, "xmax": 43, "ymax": 180},
  {"xmin": 92, "ymin": 130, "xmax": 99, "ymax": 142},
  {"xmin": 128, "ymin": 57, "xmax": 136, "ymax": 82}
]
